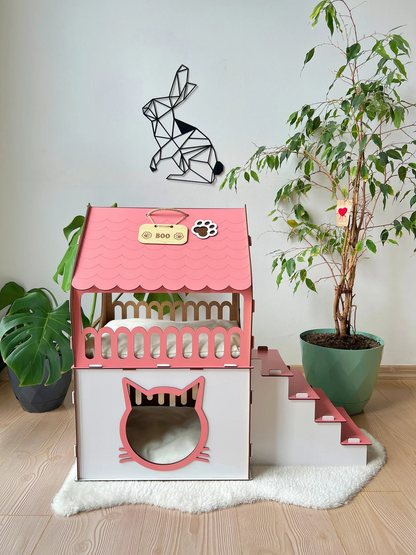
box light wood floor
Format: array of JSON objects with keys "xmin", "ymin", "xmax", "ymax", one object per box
[{"xmin": 1, "ymin": 376, "xmax": 416, "ymax": 555}]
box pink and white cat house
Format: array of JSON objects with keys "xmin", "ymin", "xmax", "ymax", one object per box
[
  {"xmin": 71, "ymin": 206, "xmax": 253, "ymax": 481},
  {"xmin": 71, "ymin": 206, "xmax": 370, "ymax": 482}
]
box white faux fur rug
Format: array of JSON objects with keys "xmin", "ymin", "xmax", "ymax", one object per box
[{"xmin": 53, "ymin": 430, "xmax": 385, "ymax": 516}]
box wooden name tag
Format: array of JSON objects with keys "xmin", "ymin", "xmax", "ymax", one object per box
[
  {"xmin": 138, "ymin": 224, "xmax": 188, "ymax": 245},
  {"xmin": 336, "ymin": 200, "xmax": 352, "ymax": 227}
]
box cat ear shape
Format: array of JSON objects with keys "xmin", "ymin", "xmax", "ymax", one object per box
[
  {"xmin": 121, "ymin": 378, "xmax": 150, "ymax": 409},
  {"xmin": 121, "ymin": 376, "xmax": 205, "ymax": 402},
  {"xmin": 122, "ymin": 378, "xmax": 149, "ymax": 396},
  {"xmin": 184, "ymin": 377, "xmax": 205, "ymax": 409},
  {"xmin": 170, "ymin": 65, "xmax": 196, "ymax": 106}
]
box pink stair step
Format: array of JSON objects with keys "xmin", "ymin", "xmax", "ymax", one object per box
[
  {"xmin": 337, "ymin": 407, "xmax": 372, "ymax": 445},
  {"xmin": 314, "ymin": 388, "xmax": 346, "ymax": 422},
  {"xmin": 287, "ymin": 367, "xmax": 320, "ymax": 400},
  {"xmin": 251, "ymin": 347, "xmax": 293, "ymax": 377}
]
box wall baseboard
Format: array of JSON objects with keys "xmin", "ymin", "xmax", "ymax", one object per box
[
  {"xmin": 290, "ymin": 364, "xmax": 416, "ymax": 380},
  {"xmin": 377, "ymin": 365, "xmax": 416, "ymax": 380}
]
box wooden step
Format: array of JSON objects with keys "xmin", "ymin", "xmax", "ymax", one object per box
[
  {"xmin": 313, "ymin": 388, "xmax": 346, "ymax": 423},
  {"xmin": 251, "ymin": 347, "xmax": 293, "ymax": 377},
  {"xmin": 287, "ymin": 367, "xmax": 320, "ymax": 400},
  {"xmin": 337, "ymin": 407, "xmax": 372, "ymax": 445}
]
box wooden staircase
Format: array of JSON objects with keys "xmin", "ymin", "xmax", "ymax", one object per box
[{"xmin": 251, "ymin": 347, "xmax": 371, "ymax": 466}]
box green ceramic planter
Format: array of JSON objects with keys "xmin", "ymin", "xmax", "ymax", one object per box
[{"xmin": 300, "ymin": 328, "xmax": 384, "ymax": 415}]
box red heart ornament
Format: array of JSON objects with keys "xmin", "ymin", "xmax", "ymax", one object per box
[{"xmin": 338, "ymin": 207, "xmax": 348, "ymax": 217}]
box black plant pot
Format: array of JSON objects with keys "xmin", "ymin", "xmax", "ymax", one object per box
[{"xmin": 8, "ymin": 363, "xmax": 72, "ymax": 413}]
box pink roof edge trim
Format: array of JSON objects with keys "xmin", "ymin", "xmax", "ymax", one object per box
[{"xmin": 71, "ymin": 206, "xmax": 252, "ymax": 293}]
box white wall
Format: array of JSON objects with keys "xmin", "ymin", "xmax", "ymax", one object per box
[{"xmin": 0, "ymin": 0, "xmax": 415, "ymax": 364}]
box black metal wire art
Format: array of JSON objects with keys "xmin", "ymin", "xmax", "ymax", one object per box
[{"xmin": 142, "ymin": 65, "xmax": 224, "ymax": 184}]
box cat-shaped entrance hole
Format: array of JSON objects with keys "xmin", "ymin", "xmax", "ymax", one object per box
[{"xmin": 119, "ymin": 377, "xmax": 209, "ymax": 470}]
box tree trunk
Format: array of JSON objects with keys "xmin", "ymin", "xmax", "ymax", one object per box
[{"xmin": 334, "ymin": 228, "xmax": 358, "ymax": 338}]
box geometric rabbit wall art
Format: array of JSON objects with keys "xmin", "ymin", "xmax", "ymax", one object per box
[
  {"xmin": 142, "ymin": 65, "xmax": 224, "ymax": 184},
  {"xmin": 119, "ymin": 376, "xmax": 210, "ymax": 471}
]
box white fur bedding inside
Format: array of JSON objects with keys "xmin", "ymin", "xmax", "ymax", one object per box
[
  {"xmin": 126, "ymin": 406, "xmax": 201, "ymax": 464},
  {"xmin": 85, "ymin": 318, "xmax": 240, "ymax": 358}
]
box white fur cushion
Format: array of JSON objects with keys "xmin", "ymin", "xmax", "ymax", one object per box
[
  {"xmin": 85, "ymin": 318, "xmax": 240, "ymax": 359},
  {"xmin": 126, "ymin": 406, "xmax": 201, "ymax": 464}
]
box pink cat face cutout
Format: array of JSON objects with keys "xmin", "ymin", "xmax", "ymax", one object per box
[{"xmin": 119, "ymin": 376, "xmax": 209, "ymax": 471}]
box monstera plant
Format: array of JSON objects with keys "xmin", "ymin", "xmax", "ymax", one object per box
[
  {"xmin": 0, "ymin": 283, "xmax": 72, "ymax": 386},
  {"xmin": 220, "ymin": 0, "xmax": 416, "ymax": 413}
]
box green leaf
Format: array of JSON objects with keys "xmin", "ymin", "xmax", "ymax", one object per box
[
  {"xmin": 393, "ymin": 108, "xmax": 404, "ymax": 129},
  {"xmin": 394, "ymin": 219, "xmax": 403, "ymax": 235},
  {"xmin": 310, "ymin": 245, "xmax": 320, "ymax": 256},
  {"xmin": 53, "ymin": 227, "xmax": 83, "ymax": 292},
  {"xmin": 0, "ymin": 292, "xmax": 73, "ymax": 385},
  {"xmin": 360, "ymin": 165, "xmax": 369, "ymax": 180},
  {"xmin": 304, "ymin": 159, "xmax": 314, "ymax": 175},
  {"xmin": 386, "ymin": 149, "xmax": 402, "ymax": 160},
  {"xmin": 387, "ymin": 71, "xmax": 395, "ymax": 86},
  {"xmin": 63, "ymin": 215, "xmax": 85, "ymax": 242},
  {"xmin": 410, "ymin": 195, "xmax": 416, "ymax": 207},
  {"xmin": 54, "ymin": 213, "xmax": 86, "ymax": 292},
  {"xmin": 244, "ymin": 171, "xmax": 250, "ymax": 182},
  {"xmin": 286, "ymin": 258, "xmax": 296, "ymax": 276},
  {"xmin": 380, "ymin": 229, "xmax": 389, "ymax": 245},
  {"xmin": 389, "ymin": 39, "xmax": 399, "ymax": 56},
  {"xmin": 287, "ymin": 220, "xmax": 298, "ymax": 228},
  {"xmin": 304, "ymin": 48, "xmax": 315, "ymax": 65},
  {"xmin": 369, "ymin": 180, "xmax": 376, "ymax": 198},
  {"xmin": 325, "ymin": 6, "xmax": 334, "ymax": 35},
  {"xmin": 336, "ymin": 65, "xmax": 347, "ymax": 79},
  {"xmin": 333, "ymin": 142, "xmax": 347, "ymax": 161},
  {"xmin": 359, "ymin": 135, "xmax": 368, "ymax": 153},
  {"xmin": 402, "ymin": 216, "xmax": 411, "ymax": 232},
  {"xmin": 310, "ymin": 1, "xmax": 326, "ymax": 26},
  {"xmin": 392, "ymin": 34, "xmax": 410, "ymax": 55},
  {"xmin": 366, "ymin": 239, "xmax": 377, "ymax": 254},
  {"xmin": 356, "ymin": 241, "xmax": 364, "ymax": 252},
  {"xmin": 379, "ymin": 152, "xmax": 388, "ymax": 166},
  {"xmin": 351, "ymin": 93, "xmax": 365, "ymax": 110},
  {"xmin": 266, "ymin": 156, "xmax": 275, "ymax": 170},
  {"xmin": 0, "ymin": 282, "xmax": 26, "ymax": 312},
  {"xmin": 288, "ymin": 111, "xmax": 298, "ymax": 125},
  {"xmin": 371, "ymin": 134, "xmax": 382, "ymax": 149},
  {"xmin": 346, "ymin": 43, "xmax": 361, "ymax": 63},
  {"xmin": 250, "ymin": 170, "xmax": 260, "ymax": 182},
  {"xmin": 373, "ymin": 42, "xmax": 390, "ymax": 60},
  {"xmin": 300, "ymin": 269, "xmax": 307, "ymax": 282},
  {"xmin": 393, "ymin": 58, "xmax": 407, "ymax": 78},
  {"xmin": 398, "ymin": 166, "xmax": 407, "ymax": 182},
  {"xmin": 305, "ymin": 278, "xmax": 317, "ymax": 292}
]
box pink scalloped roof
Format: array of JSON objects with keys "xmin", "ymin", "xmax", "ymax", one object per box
[{"xmin": 71, "ymin": 207, "xmax": 252, "ymax": 292}]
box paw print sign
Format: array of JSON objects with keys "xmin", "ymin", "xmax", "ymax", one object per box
[{"xmin": 192, "ymin": 220, "xmax": 218, "ymax": 239}]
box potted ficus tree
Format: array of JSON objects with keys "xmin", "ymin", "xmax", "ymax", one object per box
[
  {"xmin": 220, "ymin": 0, "xmax": 416, "ymax": 414},
  {"xmin": 0, "ymin": 282, "xmax": 73, "ymax": 412}
]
